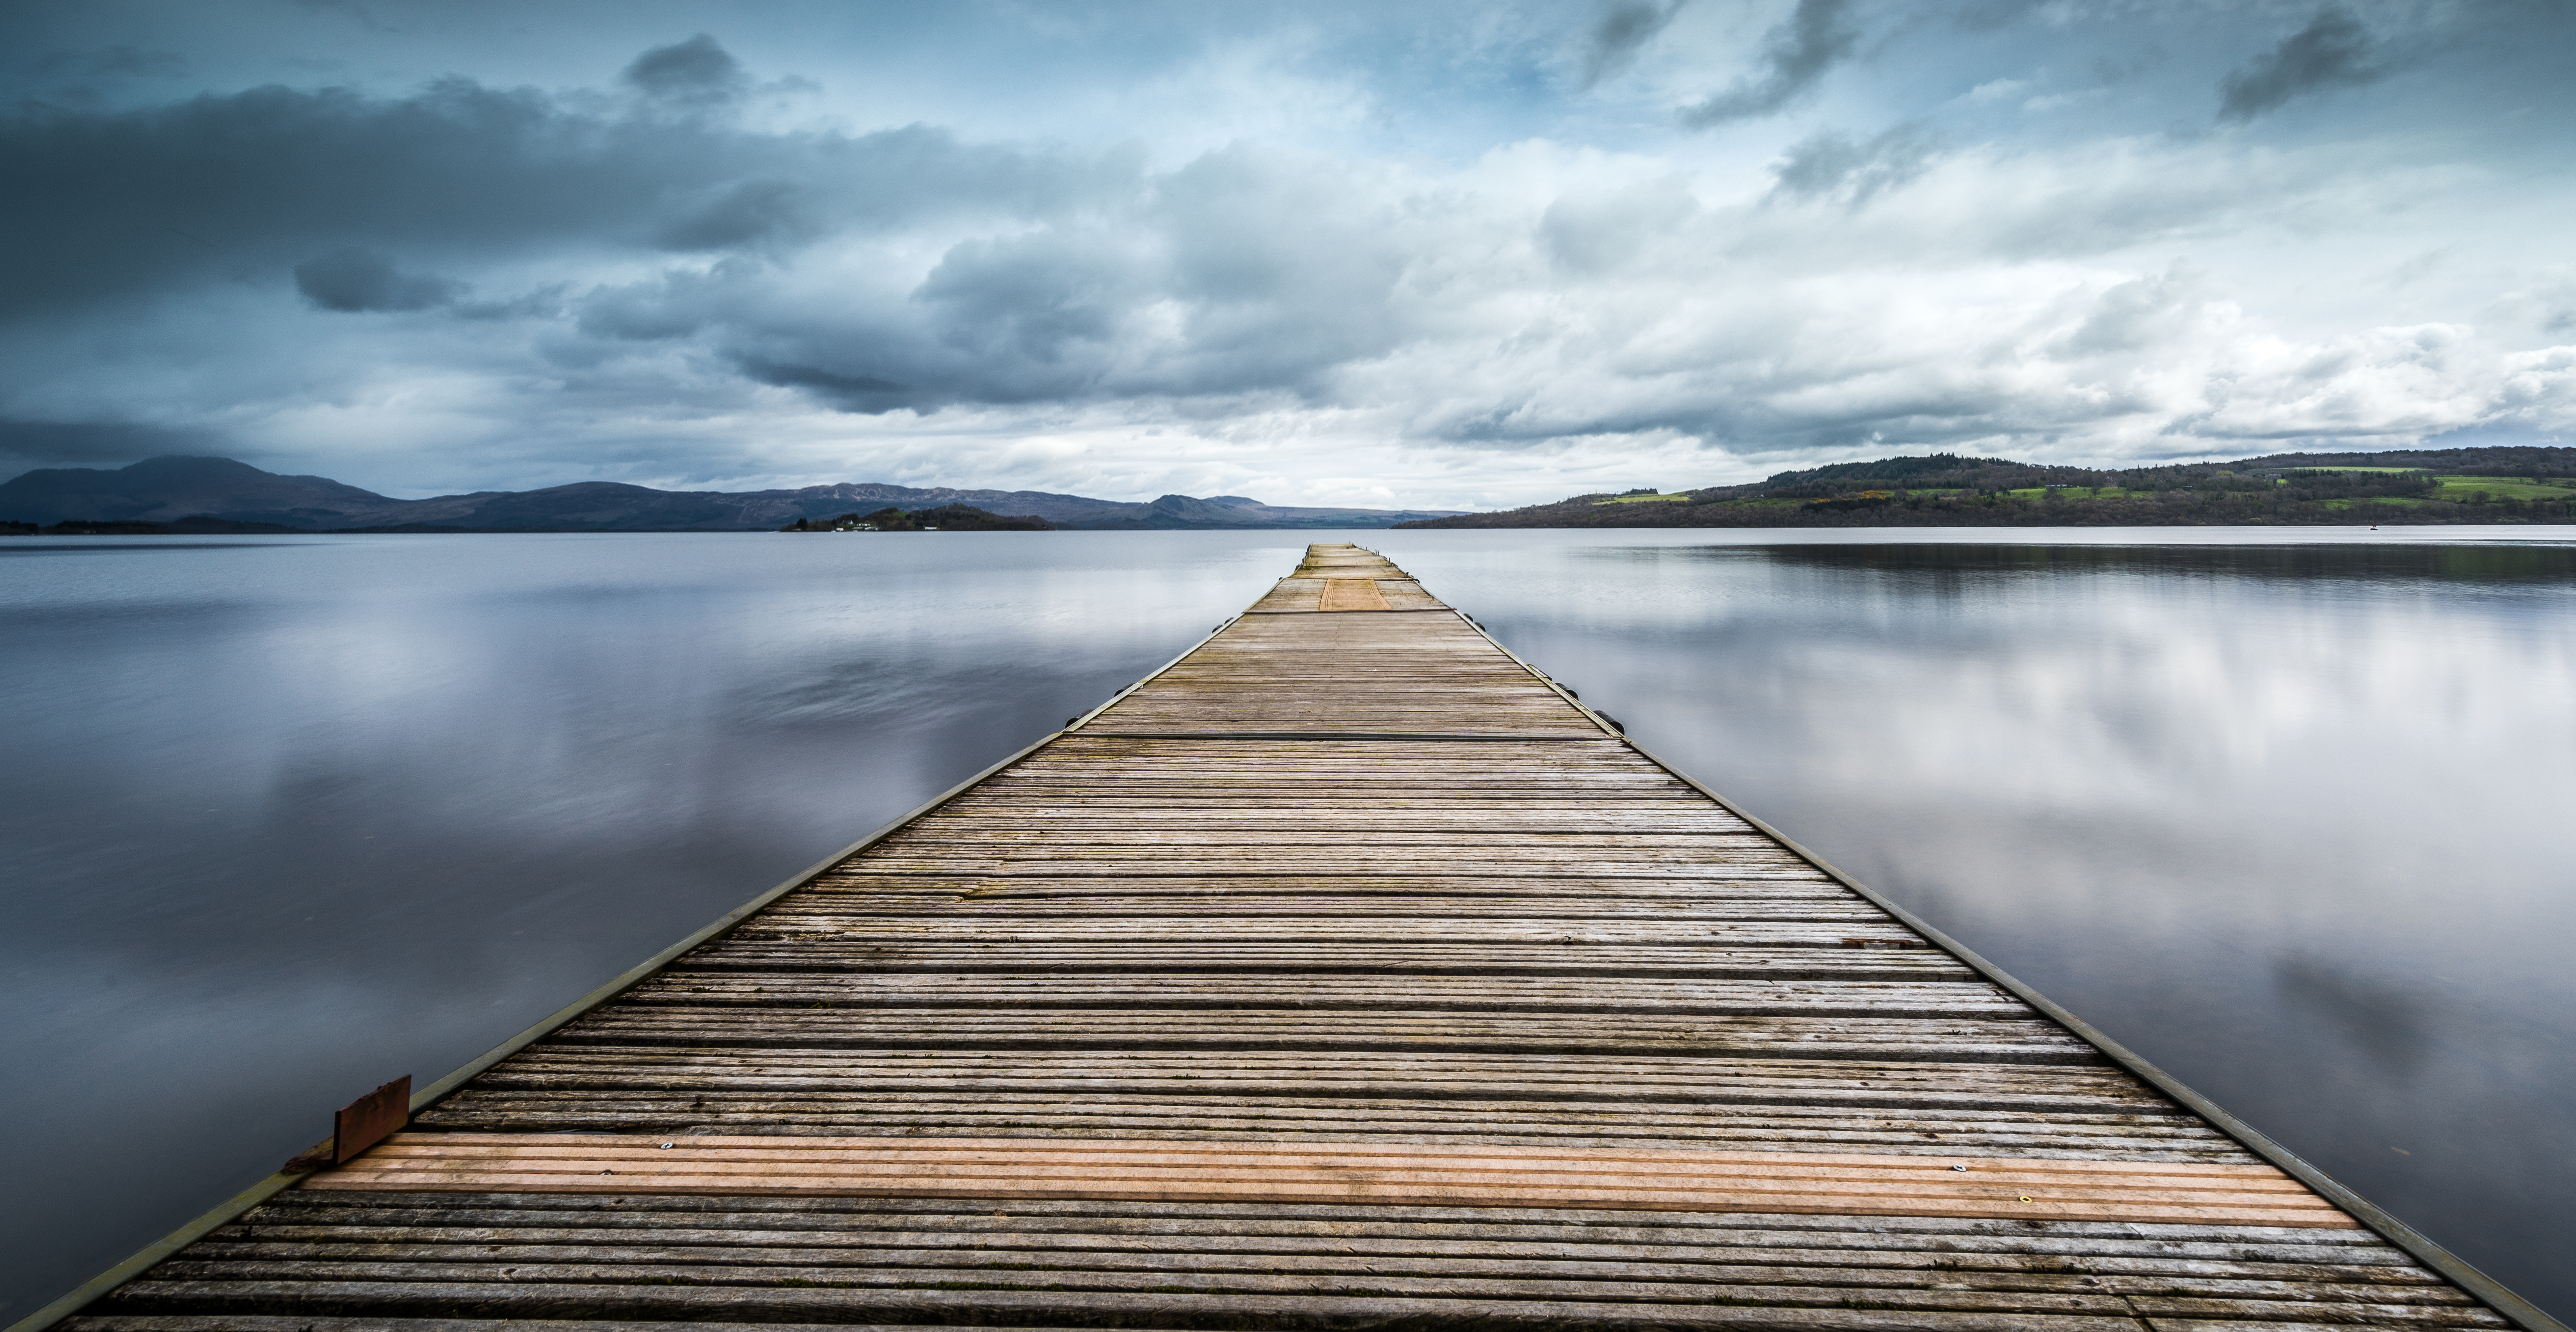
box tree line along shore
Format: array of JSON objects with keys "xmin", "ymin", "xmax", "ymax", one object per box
[
  {"xmin": 1396, "ymin": 445, "xmax": 2576, "ymax": 529},
  {"xmin": 11, "ymin": 445, "xmax": 2569, "ymax": 537},
  {"xmin": 0, "ymin": 502, "xmax": 1059, "ymax": 536},
  {"xmin": 780, "ymin": 504, "xmax": 1052, "ymax": 532}
]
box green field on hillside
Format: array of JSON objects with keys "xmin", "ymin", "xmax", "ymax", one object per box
[
  {"xmin": 2432, "ymin": 476, "xmax": 2576, "ymax": 500},
  {"xmin": 1593, "ymin": 473, "xmax": 2574, "ymax": 507}
]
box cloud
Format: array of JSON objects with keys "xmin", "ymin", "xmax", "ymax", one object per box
[
  {"xmin": 33, "ymin": 44, "xmax": 189, "ymax": 81},
  {"xmin": 2217, "ymin": 7, "xmax": 2390, "ymax": 122},
  {"xmin": 914, "ymin": 228, "xmax": 1150, "ymax": 366},
  {"xmin": 1679, "ymin": 0, "xmax": 1858, "ymax": 128},
  {"xmin": 2174, "ymin": 324, "xmax": 2507, "ymax": 442},
  {"xmin": 0, "ymin": 78, "xmax": 1136, "ymax": 315},
  {"xmin": 621, "ymin": 34, "xmax": 748, "ymax": 107},
  {"xmin": 652, "ymin": 178, "xmax": 818, "ymax": 251},
  {"xmin": 1576, "ymin": 1, "xmax": 1686, "ymax": 90},
  {"xmin": 0, "ymin": 14, "xmax": 2569, "ymax": 506},
  {"xmin": 568, "ymin": 141, "xmax": 1419, "ymax": 418},
  {"xmin": 1768, "ymin": 122, "xmax": 1942, "ymax": 205},
  {"xmin": 2047, "ymin": 268, "xmax": 2219, "ymax": 359},
  {"xmin": 0, "ymin": 419, "xmax": 223, "ymax": 478},
  {"xmin": 293, "ymin": 247, "xmax": 463, "ymax": 311},
  {"xmin": 734, "ymin": 357, "xmax": 911, "ymax": 412},
  {"xmin": 1539, "ymin": 177, "xmax": 1700, "ymax": 274}
]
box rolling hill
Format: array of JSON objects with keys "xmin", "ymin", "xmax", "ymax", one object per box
[
  {"xmin": 1396, "ymin": 446, "xmax": 2576, "ymax": 529},
  {"xmin": 0, "ymin": 457, "xmax": 1459, "ymax": 532}
]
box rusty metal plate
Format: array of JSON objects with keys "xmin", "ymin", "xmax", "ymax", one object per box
[{"xmin": 333, "ymin": 1075, "xmax": 412, "ymax": 1164}]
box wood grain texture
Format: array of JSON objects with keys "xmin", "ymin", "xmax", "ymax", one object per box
[
  {"xmin": 87, "ymin": 544, "xmax": 2498, "ymax": 1332},
  {"xmin": 308, "ymin": 1135, "xmax": 2344, "ymax": 1228},
  {"xmin": 1318, "ymin": 579, "xmax": 1395, "ymax": 611}
]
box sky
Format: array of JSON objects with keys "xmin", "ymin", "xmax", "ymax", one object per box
[{"xmin": 1, "ymin": 0, "xmax": 2571, "ymax": 508}]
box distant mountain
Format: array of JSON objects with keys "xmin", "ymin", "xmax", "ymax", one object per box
[
  {"xmin": 0, "ymin": 457, "xmax": 1461, "ymax": 531},
  {"xmin": 0, "ymin": 456, "xmax": 400, "ymax": 526},
  {"xmin": 1077, "ymin": 493, "xmax": 1464, "ymax": 529}
]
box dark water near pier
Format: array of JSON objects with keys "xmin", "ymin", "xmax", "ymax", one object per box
[{"xmin": 3, "ymin": 528, "xmax": 2570, "ymax": 1321}]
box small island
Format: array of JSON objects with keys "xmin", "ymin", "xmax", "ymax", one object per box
[{"xmin": 782, "ymin": 504, "xmax": 1052, "ymax": 532}]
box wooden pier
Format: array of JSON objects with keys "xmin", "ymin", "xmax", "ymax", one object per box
[{"xmin": 41, "ymin": 545, "xmax": 2548, "ymax": 1332}]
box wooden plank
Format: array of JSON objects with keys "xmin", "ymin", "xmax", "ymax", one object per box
[
  {"xmin": 617, "ymin": 975, "xmax": 2035, "ymax": 1014},
  {"xmin": 307, "ymin": 1135, "xmax": 2346, "ymax": 1228},
  {"xmin": 65, "ymin": 1279, "xmax": 2225, "ymax": 1328},
  {"xmin": 82, "ymin": 1194, "xmax": 2493, "ymax": 1331},
  {"xmin": 1318, "ymin": 579, "xmax": 1394, "ymax": 611}
]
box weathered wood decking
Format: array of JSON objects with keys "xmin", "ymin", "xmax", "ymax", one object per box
[{"xmin": 55, "ymin": 546, "xmax": 2533, "ymax": 1332}]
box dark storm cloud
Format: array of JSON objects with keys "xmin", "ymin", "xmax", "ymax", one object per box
[
  {"xmin": 620, "ymin": 34, "xmax": 747, "ymax": 106},
  {"xmin": 0, "ymin": 419, "xmax": 221, "ymax": 478},
  {"xmin": 1578, "ymin": 1, "xmax": 1686, "ymax": 89},
  {"xmin": 573, "ymin": 238, "xmax": 1154, "ymax": 414},
  {"xmin": 734, "ymin": 357, "xmax": 911, "ymax": 412},
  {"xmin": 2217, "ymin": 7, "xmax": 2390, "ymax": 122},
  {"xmin": 0, "ymin": 48, "xmax": 1136, "ymax": 316},
  {"xmin": 583, "ymin": 142, "xmax": 1417, "ymax": 418},
  {"xmin": 293, "ymin": 247, "xmax": 462, "ymax": 311},
  {"xmin": 1679, "ymin": 0, "xmax": 1857, "ymax": 128},
  {"xmin": 32, "ymin": 45, "xmax": 189, "ymax": 82},
  {"xmin": 652, "ymin": 178, "xmax": 819, "ymax": 250},
  {"xmin": 914, "ymin": 229, "xmax": 1151, "ymax": 365},
  {"xmin": 1769, "ymin": 122, "xmax": 1940, "ymax": 205}
]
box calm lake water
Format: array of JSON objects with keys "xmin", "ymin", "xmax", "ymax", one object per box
[{"xmin": 3, "ymin": 528, "xmax": 2571, "ymax": 1321}]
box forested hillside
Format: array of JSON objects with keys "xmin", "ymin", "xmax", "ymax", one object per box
[{"xmin": 1400, "ymin": 447, "xmax": 2576, "ymax": 528}]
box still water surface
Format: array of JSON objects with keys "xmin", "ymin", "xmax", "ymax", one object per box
[{"xmin": 3, "ymin": 529, "xmax": 2570, "ymax": 1320}]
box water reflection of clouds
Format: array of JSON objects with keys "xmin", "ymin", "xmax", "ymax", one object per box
[
  {"xmin": 0, "ymin": 530, "xmax": 1303, "ymax": 1320},
  {"xmin": 2274, "ymin": 953, "xmax": 2439, "ymax": 1074}
]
